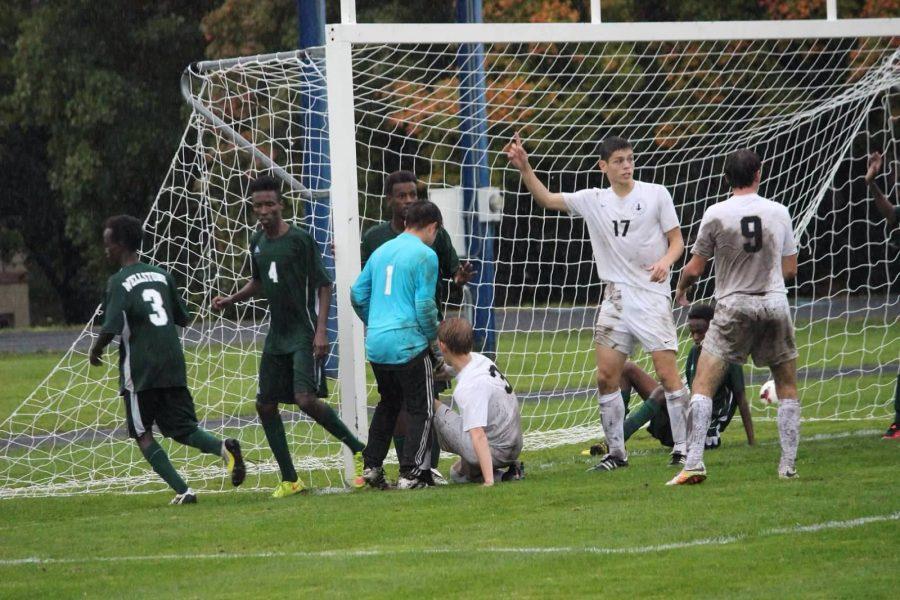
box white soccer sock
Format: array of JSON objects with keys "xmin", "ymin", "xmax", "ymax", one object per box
[
  {"xmin": 599, "ymin": 389, "xmax": 627, "ymax": 459},
  {"xmin": 777, "ymin": 398, "xmax": 801, "ymax": 469},
  {"xmin": 684, "ymin": 394, "xmax": 712, "ymax": 471},
  {"xmin": 664, "ymin": 386, "xmax": 690, "ymax": 455}
]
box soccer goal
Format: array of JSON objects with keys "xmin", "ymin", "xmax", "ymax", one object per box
[{"xmin": 1, "ymin": 15, "xmax": 898, "ymax": 498}]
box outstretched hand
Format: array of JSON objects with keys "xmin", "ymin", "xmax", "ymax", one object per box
[
  {"xmin": 866, "ymin": 151, "xmax": 883, "ymax": 184},
  {"xmin": 503, "ymin": 132, "xmax": 531, "ymax": 172},
  {"xmin": 454, "ymin": 261, "xmax": 476, "ymax": 286}
]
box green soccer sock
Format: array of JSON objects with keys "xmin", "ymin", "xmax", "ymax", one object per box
[
  {"xmin": 319, "ymin": 405, "xmax": 366, "ymax": 454},
  {"xmin": 430, "ymin": 433, "xmax": 440, "ymax": 469},
  {"xmin": 178, "ymin": 429, "xmax": 223, "ymax": 457},
  {"xmin": 623, "ymin": 398, "xmax": 662, "ymax": 442},
  {"xmin": 141, "ymin": 441, "xmax": 188, "ymax": 494},
  {"xmin": 261, "ymin": 415, "xmax": 298, "ymax": 482},
  {"xmin": 393, "ymin": 435, "xmax": 406, "ymax": 458}
]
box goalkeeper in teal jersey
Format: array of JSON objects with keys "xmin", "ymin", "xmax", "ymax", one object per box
[
  {"xmin": 351, "ymin": 201, "xmax": 442, "ymax": 489},
  {"xmin": 212, "ymin": 176, "xmax": 366, "ymax": 498},
  {"xmin": 89, "ymin": 215, "xmax": 245, "ymax": 505},
  {"xmin": 584, "ymin": 304, "xmax": 754, "ymax": 461}
]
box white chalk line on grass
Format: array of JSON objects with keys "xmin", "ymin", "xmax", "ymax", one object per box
[{"xmin": 3, "ymin": 511, "xmax": 898, "ymax": 567}]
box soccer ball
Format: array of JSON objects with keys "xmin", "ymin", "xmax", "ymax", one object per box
[{"xmin": 759, "ymin": 379, "xmax": 779, "ymax": 406}]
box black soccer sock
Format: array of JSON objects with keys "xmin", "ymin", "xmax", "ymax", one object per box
[
  {"xmin": 176, "ymin": 429, "xmax": 223, "ymax": 457},
  {"xmin": 393, "ymin": 435, "xmax": 406, "ymax": 458},
  {"xmin": 430, "ymin": 432, "xmax": 440, "ymax": 469},
  {"xmin": 141, "ymin": 441, "xmax": 188, "ymax": 494},
  {"xmin": 261, "ymin": 414, "xmax": 298, "ymax": 482}
]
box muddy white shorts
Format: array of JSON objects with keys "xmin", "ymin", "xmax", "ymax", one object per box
[{"xmin": 593, "ymin": 282, "xmax": 678, "ymax": 356}]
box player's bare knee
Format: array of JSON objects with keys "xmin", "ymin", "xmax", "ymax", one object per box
[{"xmin": 135, "ymin": 432, "xmax": 154, "ymax": 450}]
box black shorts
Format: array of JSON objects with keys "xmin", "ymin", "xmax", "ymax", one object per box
[
  {"xmin": 257, "ymin": 350, "xmax": 327, "ymax": 403},
  {"xmin": 122, "ymin": 386, "xmax": 198, "ymax": 439}
]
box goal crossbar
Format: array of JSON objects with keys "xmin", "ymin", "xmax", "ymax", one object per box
[{"xmin": 328, "ymin": 18, "xmax": 900, "ymax": 45}]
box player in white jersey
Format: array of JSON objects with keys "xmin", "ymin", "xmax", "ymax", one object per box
[
  {"xmin": 505, "ymin": 134, "xmax": 689, "ymax": 472},
  {"xmin": 432, "ymin": 318, "xmax": 523, "ymax": 486},
  {"xmin": 669, "ymin": 149, "xmax": 800, "ymax": 485}
]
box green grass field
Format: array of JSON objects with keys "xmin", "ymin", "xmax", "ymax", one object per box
[{"xmin": 1, "ymin": 319, "xmax": 898, "ymax": 597}]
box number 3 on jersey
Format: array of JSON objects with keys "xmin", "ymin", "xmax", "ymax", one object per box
[
  {"xmin": 267, "ymin": 261, "xmax": 278, "ymax": 283},
  {"xmin": 141, "ymin": 289, "xmax": 169, "ymax": 326}
]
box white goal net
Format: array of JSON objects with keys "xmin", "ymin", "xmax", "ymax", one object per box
[{"xmin": 2, "ymin": 33, "xmax": 898, "ymax": 497}]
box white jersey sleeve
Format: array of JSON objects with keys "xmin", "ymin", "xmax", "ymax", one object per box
[
  {"xmin": 562, "ymin": 188, "xmax": 597, "ymax": 219},
  {"xmin": 657, "ymin": 186, "xmax": 680, "ymax": 233},
  {"xmin": 779, "ymin": 206, "xmax": 798, "ymax": 256}
]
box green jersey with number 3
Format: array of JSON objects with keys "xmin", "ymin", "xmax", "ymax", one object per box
[
  {"xmin": 250, "ymin": 225, "xmax": 332, "ymax": 354},
  {"xmin": 101, "ymin": 262, "xmax": 190, "ymax": 393}
]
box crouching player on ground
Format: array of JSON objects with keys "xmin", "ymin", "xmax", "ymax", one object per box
[
  {"xmin": 585, "ymin": 303, "xmax": 753, "ymax": 459},
  {"xmin": 432, "ymin": 318, "xmax": 524, "ymax": 486}
]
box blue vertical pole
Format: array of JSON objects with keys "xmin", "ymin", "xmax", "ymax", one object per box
[
  {"xmin": 456, "ymin": 0, "xmax": 496, "ymax": 355},
  {"xmin": 299, "ymin": 0, "xmax": 338, "ymax": 372}
]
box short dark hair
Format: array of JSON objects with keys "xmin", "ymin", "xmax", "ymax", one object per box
[
  {"xmin": 687, "ymin": 303, "xmax": 715, "ymax": 322},
  {"xmin": 404, "ymin": 200, "xmax": 443, "ymax": 230},
  {"xmin": 599, "ymin": 136, "xmax": 632, "ymax": 161},
  {"xmin": 723, "ymin": 149, "xmax": 761, "ymax": 189},
  {"xmin": 438, "ymin": 317, "xmax": 473, "ymax": 355},
  {"xmin": 104, "ymin": 215, "xmax": 144, "ymax": 252},
  {"xmin": 248, "ymin": 175, "xmax": 282, "ymax": 199},
  {"xmin": 384, "ymin": 170, "xmax": 417, "ymax": 197}
]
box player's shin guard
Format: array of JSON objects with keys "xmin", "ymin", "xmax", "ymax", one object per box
[
  {"xmin": 777, "ymin": 398, "xmax": 800, "ymax": 469},
  {"xmin": 665, "ymin": 386, "xmax": 690, "ymax": 455},
  {"xmin": 684, "ymin": 394, "xmax": 712, "ymax": 471},
  {"xmin": 141, "ymin": 440, "xmax": 189, "ymax": 494},
  {"xmin": 598, "ymin": 390, "xmax": 627, "ymax": 459}
]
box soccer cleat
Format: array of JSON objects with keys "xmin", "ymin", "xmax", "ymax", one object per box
[
  {"xmin": 501, "ymin": 461, "xmax": 525, "ymax": 482},
  {"xmin": 428, "ymin": 468, "xmax": 448, "ymax": 486},
  {"xmin": 396, "ymin": 475, "xmax": 428, "ymax": 490},
  {"xmin": 271, "ymin": 479, "xmax": 304, "ymax": 498},
  {"xmin": 170, "ymin": 488, "xmax": 197, "ymax": 505},
  {"xmin": 666, "ymin": 466, "xmax": 707, "ymax": 486},
  {"xmin": 351, "ymin": 453, "xmax": 366, "ymax": 489},
  {"xmin": 668, "ymin": 452, "xmax": 686, "ymax": 467},
  {"xmin": 223, "ymin": 439, "xmax": 246, "ymax": 487},
  {"xmin": 587, "ymin": 454, "xmax": 628, "ymax": 472},
  {"xmin": 362, "ymin": 466, "xmax": 390, "ymax": 490},
  {"xmin": 778, "ymin": 466, "xmax": 798, "ymax": 480},
  {"xmin": 882, "ymin": 423, "xmax": 900, "ymax": 440},
  {"xmin": 581, "ymin": 440, "xmax": 609, "ymax": 457}
]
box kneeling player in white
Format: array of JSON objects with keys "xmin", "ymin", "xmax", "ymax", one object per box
[
  {"xmin": 671, "ymin": 149, "xmax": 800, "ymax": 485},
  {"xmin": 432, "ymin": 318, "xmax": 523, "ymax": 486},
  {"xmin": 505, "ymin": 134, "xmax": 689, "ymax": 471}
]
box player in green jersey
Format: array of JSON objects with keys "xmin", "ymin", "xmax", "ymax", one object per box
[
  {"xmin": 360, "ymin": 170, "xmax": 475, "ymax": 480},
  {"xmin": 864, "ymin": 151, "xmax": 900, "ymax": 440},
  {"xmin": 583, "ymin": 304, "xmax": 753, "ymax": 460},
  {"xmin": 212, "ymin": 175, "xmax": 366, "ymax": 498},
  {"xmin": 90, "ymin": 215, "xmax": 245, "ymax": 505}
]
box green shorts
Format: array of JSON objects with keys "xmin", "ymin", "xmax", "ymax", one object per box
[
  {"xmin": 122, "ymin": 386, "xmax": 198, "ymax": 439},
  {"xmin": 257, "ymin": 350, "xmax": 327, "ymax": 403}
]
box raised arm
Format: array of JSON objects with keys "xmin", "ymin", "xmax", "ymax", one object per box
[
  {"xmin": 504, "ymin": 132, "xmax": 568, "ymax": 212},
  {"xmin": 865, "ymin": 151, "xmax": 897, "ymax": 226}
]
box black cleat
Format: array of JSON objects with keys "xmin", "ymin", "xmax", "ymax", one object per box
[
  {"xmin": 363, "ymin": 466, "xmax": 391, "ymax": 490},
  {"xmin": 588, "ymin": 454, "xmax": 628, "ymax": 472},
  {"xmin": 170, "ymin": 488, "xmax": 197, "ymax": 505},
  {"xmin": 501, "ymin": 461, "xmax": 525, "ymax": 482},
  {"xmin": 224, "ymin": 438, "xmax": 246, "ymax": 487},
  {"xmin": 668, "ymin": 452, "xmax": 686, "ymax": 467}
]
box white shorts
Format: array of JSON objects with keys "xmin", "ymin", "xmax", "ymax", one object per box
[
  {"xmin": 593, "ymin": 282, "xmax": 678, "ymax": 356},
  {"xmin": 702, "ymin": 294, "xmax": 798, "ymax": 367}
]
